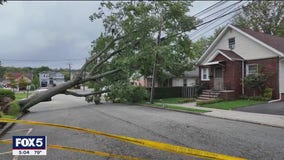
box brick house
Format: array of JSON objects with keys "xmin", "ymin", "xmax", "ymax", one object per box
[{"xmin": 197, "ymin": 24, "xmax": 284, "ymax": 101}]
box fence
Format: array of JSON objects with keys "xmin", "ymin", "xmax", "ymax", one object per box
[
  {"xmin": 147, "ymin": 86, "xmax": 197, "ymax": 99},
  {"xmin": 181, "ymin": 86, "xmax": 197, "ymax": 98}
]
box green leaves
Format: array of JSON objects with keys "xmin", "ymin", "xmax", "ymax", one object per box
[
  {"xmin": 233, "ymin": 1, "xmax": 284, "ymax": 35},
  {"xmin": 88, "ymin": 1, "xmax": 200, "ymax": 102}
]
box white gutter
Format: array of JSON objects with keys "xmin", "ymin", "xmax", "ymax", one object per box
[
  {"xmin": 241, "ymin": 60, "xmax": 245, "ymax": 95},
  {"xmin": 269, "ymin": 57, "xmax": 284, "ymax": 103}
]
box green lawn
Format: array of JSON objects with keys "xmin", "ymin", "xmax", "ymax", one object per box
[
  {"xmin": 15, "ymin": 92, "xmax": 29, "ymax": 100},
  {"xmin": 2, "ymin": 114, "xmax": 16, "ymax": 119},
  {"xmin": 155, "ymin": 97, "xmax": 195, "ymax": 104},
  {"xmin": 200, "ymin": 99, "xmax": 266, "ymax": 110}
]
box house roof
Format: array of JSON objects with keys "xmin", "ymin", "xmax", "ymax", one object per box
[
  {"xmin": 183, "ymin": 68, "xmax": 199, "ymax": 77},
  {"xmin": 198, "ymin": 24, "xmax": 284, "ymax": 65},
  {"xmin": 219, "ymin": 49, "xmax": 244, "ymax": 60},
  {"xmin": 236, "ymin": 27, "xmax": 284, "ymax": 54}
]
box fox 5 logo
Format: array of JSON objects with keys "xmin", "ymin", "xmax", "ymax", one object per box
[{"xmin": 13, "ymin": 136, "xmax": 46, "ymax": 149}]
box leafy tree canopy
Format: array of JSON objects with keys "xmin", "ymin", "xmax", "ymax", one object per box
[
  {"xmin": 233, "ymin": 0, "xmax": 284, "ymax": 36},
  {"xmin": 88, "ymin": 1, "xmax": 199, "ymax": 89}
]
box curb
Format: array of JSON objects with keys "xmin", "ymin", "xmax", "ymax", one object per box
[
  {"xmin": 137, "ymin": 103, "xmax": 205, "ymax": 116},
  {"xmin": 204, "ymin": 114, "xmax": 284, "ymax": 129},
  {"xmin": 137, "ymin": 104, "xmax": 284, "ymax": 129},
  {"xmin": 0, "ymin": 113, "xmax": 26, "ymax": 137}
]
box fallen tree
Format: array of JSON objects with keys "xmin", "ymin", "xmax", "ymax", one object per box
[
  {"xmin": 19, "ymin": 34, "xmax": 134, "ymax": 112},
  {"xmin": 14, "ymin": 1, "xmax": 199, "ymax": 112}
]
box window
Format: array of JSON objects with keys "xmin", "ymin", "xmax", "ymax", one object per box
[
  {"xmin": 201, "ymin": 68, "xmax": 210, "ymax": 81},
  {"xmin": 246, "ymin": 64, "xmax": 258, "ymax": 76},
  {"xmin": 228, "ymin": 37, "xmax": 235, "ymax": 49},
  {"xmin": 183, "ymin": 79, "xmax": 187, "ymax": 87}
]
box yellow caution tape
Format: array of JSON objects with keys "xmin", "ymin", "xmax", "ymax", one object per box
[
  {"xmin": 0, "ymin": 118, "xmax": 246, "ymax": 160},
  {"xmin": 0, "ymin": 139, "xmax": 145, "ymax": 160}
]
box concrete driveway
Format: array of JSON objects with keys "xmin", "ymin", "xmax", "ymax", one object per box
[{"xmin": 235, "ymin": 101, "xmax": 284, "ymax": 115}]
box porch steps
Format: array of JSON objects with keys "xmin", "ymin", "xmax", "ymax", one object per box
[{"xmin": 197, "ymin": 90, "xmax": 220, "ymax": 102}]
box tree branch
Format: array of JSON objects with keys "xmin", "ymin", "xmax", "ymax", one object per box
[
  {"xmin": 64, "ymin": 90, "xmax": 110, "ymax": 97},
  {"xmin": 89, "ymin": 45, "xmax": 130, "ymax": 75},
  {"xmin": 79, "ymin": 34, "xmax": 127, "ymax": 76},
  {"xmin": 83, "ymin": 69, "xmax": 121, "ymax": 83}
]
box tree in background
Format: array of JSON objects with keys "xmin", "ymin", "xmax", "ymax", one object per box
[
  {"xmin": 233, "ymin": 0, "xmax": 284, "ymax": 35},
  {"xmin": 32, "ymin": 74, "xmax": 39, "ymax": 90},
  {"xmin": 18, "ymin": 76, "xmax": 31, "ymax": 90},
  {"xmin": 192, "ymin": 27, "xmax": 224, "ymax": 58}
]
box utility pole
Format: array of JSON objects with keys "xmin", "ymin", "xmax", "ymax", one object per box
[
  {"xmin": 83, "ymin": 58, "xmax": 87, "ymax": 91},
  {"xmin": 150, "ymin": 16, "xmax": 163, "ymax": 104},
  {"xmin": 68, "ymin": 63, "xmax": 72, "ymax": 81}
]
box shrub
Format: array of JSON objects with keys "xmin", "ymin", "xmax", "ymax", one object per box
[
  {"xmin": 7, "ymin": 101, "xmax": 20, "ymax": 116},
  {"xmin": 108, "ymin": 84, "xmax": 149, "ymax": 103},
  {"xmin": 248, "ymin": 96, "xmax": 270, "ymax": 101},
  {"xmin": 263, "ymin": 88, "xmax": 273, "ymax": 100},
  {"xmin": 0, "ymin": 88, "xmax": 15, "ymax": 101},
  {"xmin": 176, "ymin": 98, "xmax": 195, "ymax": 103},
  {"xmin": 196, "ymin": 98, "xmax": 223, "ymax": 106},
  {"xmin": 243, "ymin": 74, "xmax": 268, "ymax": 96}
]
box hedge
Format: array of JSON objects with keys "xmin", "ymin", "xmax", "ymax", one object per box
[{"xmin": 0, "ymin": 88, "xmax": 15, "ymax": 100}]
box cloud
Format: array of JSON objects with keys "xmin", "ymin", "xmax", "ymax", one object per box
[{"xmin": 0, "ymin": 1, "xmax": 103, "ymax": 69}]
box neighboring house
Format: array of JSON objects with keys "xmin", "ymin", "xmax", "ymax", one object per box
[
  {"xmin": 197, "ymin": 24, "xmax": 284, "ymax": 101},
  {"xmin": 172, "ymin": 68, "xmax": 199, "ymax": 87},
  {"xmin": 131, "ymin": 76, "xmax": 158, "ymax": 88},
  {"xmin": 39, "ymin": 72, "xmax": 65, "ymax": 88},
  {"xmin": 2, "ymin": 72, "xmax": 32, "ymax": 91},
  {"xmin": 131, "ymin": 68, "xmax": 199, "ymax": 88}
]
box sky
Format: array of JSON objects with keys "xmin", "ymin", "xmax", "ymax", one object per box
[{"xmin": 0, "ymin": 1, "xmax": 231, "ymax": 69}]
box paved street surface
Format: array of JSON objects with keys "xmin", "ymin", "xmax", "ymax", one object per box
[
  {"xmin": 1, "ymin": 95, "xmax": 284, "ymax": 160},
  {"xmin": 235, "ymin": 101, "xmax": 284, "ymax": 115}
]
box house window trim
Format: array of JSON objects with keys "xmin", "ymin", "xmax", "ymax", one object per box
[
  {"xmin": 228, "ymin": 37, "xmax": 235, "ymax": 49},
  {"xmin": 246, "ymin": 64, "xmax": 258, "ymax": 76},
  {"xmin": 201, "ymin": 68, "xmax": 210, "ymax": 81}
]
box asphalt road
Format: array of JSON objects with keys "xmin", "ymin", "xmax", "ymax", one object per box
[
  {"xmin": 235, "ymin": 101, "xmax": 284, "ymax": 115},
  {"xmin": 1, "ymin": 94, "xmax": 284, "ymax": 160}
]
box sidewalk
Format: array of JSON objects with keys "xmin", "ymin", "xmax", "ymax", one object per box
[{"xmin": 174, "ymin": 102, "xmax": 284, "ymax": 128}]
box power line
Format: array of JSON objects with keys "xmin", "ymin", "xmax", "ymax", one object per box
[
  {"xmin": 193, "ymin": 1, "xmax": 228, "ymax": 17},
  {"xmin": 189, "ymin": 1, "xmax": 241, "ymax": 38},
  {"xmin": 191, "ymin": 12, "xmax": 242, "ymax": 41},
  {"xmin": 190, "ymin": 1, "xmax": 248, "ymax": 41},
  {"xmin": 190, "ymin": 1, "xmax": 245, "ymax": 39},
  {"xmin": 197, "ymin": 1, "xmax": 241, "ymax": 21}
]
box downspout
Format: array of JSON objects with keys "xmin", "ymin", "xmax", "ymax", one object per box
[
  {"xmin": 241, "ymin": 60, "xmax": 245, "ymax": 95},
  {"xmin": 269, "ymin": 57, "xmax": 284, "ymax": 103}
]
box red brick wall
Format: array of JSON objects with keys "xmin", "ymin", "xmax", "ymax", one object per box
[
  {"xmin": 213, "ymin": 54, "xmax": 243, "ymax": 97},
  {"xmin": 245, "ymin": 57, "xmax": 279, "ymax": 99}
]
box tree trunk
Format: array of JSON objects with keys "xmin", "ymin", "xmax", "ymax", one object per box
[{"xmin": 19, "ymin": 79, "xmax": 81, "ymax": 112}]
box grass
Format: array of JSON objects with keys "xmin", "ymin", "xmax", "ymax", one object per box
[
  {"xmin": 2, "ymin": 114, "xmax": 16, "ymax": 119},
  {"xmin": 146, "ymin": 103, "xmax": 210, "ymax": 113},
  {"xmin": 199, "ymin": 99, "xmax": 266, "ymax": 110},
  {"xmin": 155, "ymin": 97, "xmax": 195, "ymax": 104},
  {"xmin": 15, "ymin": 92, "xmax": 28, "ymax": 100}
]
